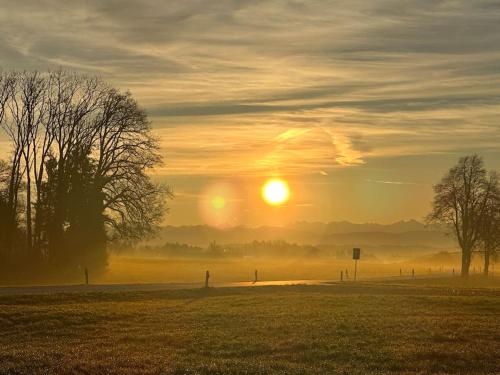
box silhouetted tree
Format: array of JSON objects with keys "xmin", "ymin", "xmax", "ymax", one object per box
[
  {"xmin": 478, "ymin": 172, "xmax": 500, "ymax": 276},
  {"xmin": 11, "ymin": 72, "xmax": 48, "ymax": 258},
  {"xmin": 92, "ymin": 89, "xmax": 169, "ymax": 242},
  {"xmin": 0, "ymin": 161, "xmax": 10, "ymax": 259},
  {"xmin": 65, "ymin": 147, "xmax": 107, "ymax": 271},
  {"xmin": 427, "ymin": 155, "xmax": 495, "ymax": 277},
  {"xmin": 0, "ymin": 72, "xmax": 23, "ymax": 257},
  {"xmin": 0, "ymin": 70, "xmax": 171, "ymax": 281},
  {"xmin": 0, "ymin": 79, "xmax": 10, "ymax": 257}
]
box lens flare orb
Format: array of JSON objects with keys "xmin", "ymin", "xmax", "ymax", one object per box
[
  {"xmin": 211, "ymin": 195, "xmax": 226, "ymax": 210},
  {"xmin": 199, "ymin": 181, "xmax": 240, "ymax": 228}
]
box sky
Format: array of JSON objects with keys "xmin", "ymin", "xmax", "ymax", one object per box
[{"xmin": 1, "ymin": 0, "xmax": 500, "ymax": 226}]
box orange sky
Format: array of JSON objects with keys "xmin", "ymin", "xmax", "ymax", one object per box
[{"xmin": 1, "ymin": 1, "xmax": 500, "ymax": 226}]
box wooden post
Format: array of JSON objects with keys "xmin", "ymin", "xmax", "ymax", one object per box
[
  {"xmin": 452, "ymin": 268, "xmax": 455, "ymax": 276},
  {"xmin": 254, "ymin": 269, "xmax": 258, "ymax": 283},
  {"xmin": 351, "ymin": 248, "xmax": 361, "ymax": 282},
  {"xmin": 84, "ymin": 267, "xmax": 89, "ymax": 285},
  {"xmin": 354, "ymin": 259, "xmax": 358, "ymax": 281},
  {"xmin": 205, "ymin": 270, "xmax": 210, "ymax": 288},
  {"xmin": 340, "ymin": 270, "xmax": 343, "ymax": 282},
  {"xmin": 345, "ymin": 269, "xmax": 349, "ymax": 279},
  {"xmin": 412, "ymin": 268, "xmax": 415, "ymax": 278},
  {"xmin": 399, "ymin": 268, "xmax": 402, "ymax": 277}
]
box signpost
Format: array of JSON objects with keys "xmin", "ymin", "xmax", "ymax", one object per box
[{"xmin": 352, "ymin": 248, "xmax": 361, "ymax": 281}]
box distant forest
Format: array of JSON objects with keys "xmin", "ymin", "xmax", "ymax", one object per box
[
  {"xmin": 0, "ymin": 71, "xmax": 170, "ymax": 283},
  {"xmin": 125, "ymin": 240, "xmax": 324, "ymax": 259}
]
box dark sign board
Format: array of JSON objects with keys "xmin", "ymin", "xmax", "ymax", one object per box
[{"xmin": 352, "ymin": 248, "xmax": 361, "ymax": 260}]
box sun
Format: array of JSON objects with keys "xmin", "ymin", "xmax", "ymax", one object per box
[{"xmin": 262, "ymin": 178, "xmax": 290, "ymax": 206}]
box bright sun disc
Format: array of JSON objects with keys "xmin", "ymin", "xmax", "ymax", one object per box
[{"xmin": 262, "ymin": 179, "xmax": 290, "ymax": 205}]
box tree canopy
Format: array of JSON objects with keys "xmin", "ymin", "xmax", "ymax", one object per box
[
  {"xmin": 428, "ymin": 155, "xmax": 499, "ymax": 276},
  {"xmin": 0, "ymin": 71, "xmax": 171, "ymax": 282}
]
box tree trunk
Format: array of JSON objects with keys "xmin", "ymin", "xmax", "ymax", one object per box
[
  {"xmin": 26, "ymin": 165, "xmax": 32, "ymax": 254},
  {"xmin": 484, "ymin": 247, "xmax": 490, "ymax": 276},
  {"xmin": 461, "ymin": 248, "xmax": 471, "ymax": 277},
  {"xmin": 49, "ymin": 159, "xmax": 66, "ymax": 266},
  {"xmin": 6, "ymin": 154, "xmax": 21, "ymax": 256},
  {"xmin": 33, "ymin": 163, "xmax": 45, "ymax": 252}
]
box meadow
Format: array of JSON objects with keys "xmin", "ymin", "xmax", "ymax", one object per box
[
  {"xmin": 95, "ymin": 254, "xmax": 485, "ymax": 285},
  {"xmin": 0, "ymin": 279, "xmax": 499, "ymax": 374}
]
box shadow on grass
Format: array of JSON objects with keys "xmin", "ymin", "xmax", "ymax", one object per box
[{"xmin": 1, "ymin": 279, "xmax": 499, "ymax": 306}]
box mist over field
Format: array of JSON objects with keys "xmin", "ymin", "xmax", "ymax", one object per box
[{"xmin": 94, "ymin": 219, "xmax": 496, "ymax": 286}]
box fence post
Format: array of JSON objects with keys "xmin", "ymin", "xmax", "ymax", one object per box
[
  {"xmin": 205, "ymin": 270, "xmax": 210, "ymax": 288},
  {"xmin": 84, "ymin": 267, "xmax": 89, "ymax": 285},
  {"xmin": 412, "ymin": 268, "xmax": 415, "ymax": 278}
]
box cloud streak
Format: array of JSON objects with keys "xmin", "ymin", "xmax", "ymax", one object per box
[{"xmin": 1, "ymin": 0, "xmax": 500, "ymax": 225}]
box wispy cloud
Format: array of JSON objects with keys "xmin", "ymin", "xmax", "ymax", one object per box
[
  {"xmin": 365, "ymin": 179, "xmax": 427, "ymax": 186},
  {"xmin": 1, "ymin": 0, "xmax": 500, "ymax": 179}
]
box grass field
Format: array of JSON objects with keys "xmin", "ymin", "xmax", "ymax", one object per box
[
  {"xmin": 0, "ymin": 279, "xmax": 499, "ymax": 374},
  {"xmin": 97, "ymin": 255, "xmax": 471, "ymax": 284}
]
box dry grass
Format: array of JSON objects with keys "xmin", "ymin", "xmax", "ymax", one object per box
[
  {"xmin": 0, "ymin": 281, "xmax": 499, "ymax": 374},
  {"xmin": 97, "ymin": 255, "xmax": 471, "ymax": 284}
]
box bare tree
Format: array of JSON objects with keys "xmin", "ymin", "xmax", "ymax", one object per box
[
  {"xmin": 92, "ymin": 89, "xmax": 171, "ymax": 241},
  {"xmin": 479, "ymin": 172, "xmax": 500, "ymax": 276},
  {"xmin": 43, "ymin": 73, "xmax": 105, "ymax": 262},
  {"xmin": 32, "ymin": 73, "xmax": 58, "ymax": 251},
  {"xmin": 1, "ymin": 72, "xmax": 51, "ymax": 258},
  {"xmin": 0, "ymin": 73, "xmax": 13, "ymax": 124},
  {"xmin": 0, "ymin": 72, "xmax": 25, "ymax": 255},
  {"xmin": 427, "ymin": 155, "xmax": 495, "ymax": 277},
  {"xmin": 16, "ymin": 72, "xmax": 48, "ymax": 255},
  {"xmin": 0, "ymin": 70, "xmax": 171, "ymax": 278},
  {"xmin": 0, "ymin": 161, "xmax": 11, "ymax": 259}
]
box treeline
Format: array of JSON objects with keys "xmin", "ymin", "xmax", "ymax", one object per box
[
  {"xmin": 0, "ymin": 71, "xmax": 170, "ymax": 283},
  {"xmin": 227, "ymin": 240, "xmax": 321, "ymax": 258},
  {"xmin": 123, "ymin": 242, "xmax": 204, "ymax": 257},
  {"xmin": 428, "ymin": 155, "xmax": 499, "ymax": 276},
  {"xmin": 128, "ymin": 240, "xmax": 323, "ymax": 258}
]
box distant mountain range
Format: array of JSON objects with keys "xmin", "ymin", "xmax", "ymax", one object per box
[
  {"xmin": 288, "ymin": 219, "xmax": 444, "ymax": 234},
  {"xmin": 151, "ymin": 220, "xmax": 454, "ymax": 249}
]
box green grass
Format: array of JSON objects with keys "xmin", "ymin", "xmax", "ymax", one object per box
[{"xmin": 0, "ymin": 283, "xmax": 499, "ymax": 374}]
